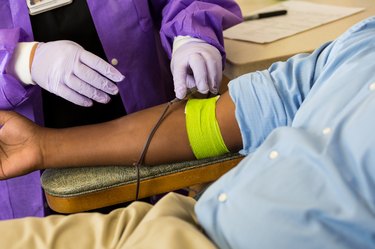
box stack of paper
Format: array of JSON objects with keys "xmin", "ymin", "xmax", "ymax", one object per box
[{"xmin": 224, "ymin": 1, "xmax": 364, "ymax": 43}]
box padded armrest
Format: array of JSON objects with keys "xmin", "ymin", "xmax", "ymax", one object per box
[{"xmin": 41, "ymin": 153, "xmax": 244, "ymax": 213}]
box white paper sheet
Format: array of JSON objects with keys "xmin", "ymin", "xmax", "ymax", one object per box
[{"xmin": 224, "ymin": 1, "xmax": 364, "ymax": 43}]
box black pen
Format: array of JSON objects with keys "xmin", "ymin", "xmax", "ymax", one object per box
[{"xmin": 243, "ymin": 9, "xmax": 287, "ymax": 21}]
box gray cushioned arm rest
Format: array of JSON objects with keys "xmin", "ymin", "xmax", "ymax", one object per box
[{"xmin": 41, "ymin": 153, "xmax": 243, "ymax": 213}]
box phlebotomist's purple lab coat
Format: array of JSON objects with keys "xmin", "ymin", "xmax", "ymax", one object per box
[{"xmin": 0, "ymin": 0, "xmax": 242, "ymax": 219}]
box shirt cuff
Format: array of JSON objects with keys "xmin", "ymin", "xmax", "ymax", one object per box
[
  {"xmin": 172, "ymin": 35, "xmax": 206, "ymax": 55},
  {"xmin": 6, "ymin": 42, "xmax": 38, "ymax": 85}
]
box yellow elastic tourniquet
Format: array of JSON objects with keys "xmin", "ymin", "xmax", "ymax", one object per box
[{"xmin": 185, "ymin": 96, "xmax": 229, "ymax": 159}]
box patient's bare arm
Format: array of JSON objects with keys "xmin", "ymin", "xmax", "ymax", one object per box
[{"xmin": 0, "ymin": 91, "xmax": 242, "ymax": 179}]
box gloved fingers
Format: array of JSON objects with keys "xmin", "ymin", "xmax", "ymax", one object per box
[
  {"xmin": 202, "ymin": 52, "xmax": 222, "ymax": 95},
  {"xmin": 65, "ymin": 75, "xmax": 111, "ymax": 104},
  {"xmin": 74, "ymin": 63, "xmax": 119, "ymax": 95},
  {"xmin": 186, "ymin": 75, "xmax": 197, "ymax": 89},
  {"xmin": 171, "ymin": 62, "xmax": 189, "ymax": 100},
  {"xmin": 56, "ymin": 84, "xmax": 93, "ymax": 107},
  {"xmin": 188, "ymin": 53, "xmax": 209, "ymax": 94},
  {"xmin": 79, "ymin": 50, "xmax": 125, "ymax": 82}
]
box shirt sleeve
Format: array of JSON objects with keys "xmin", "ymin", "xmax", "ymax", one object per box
[
  {"xmin": 156, "ymin": 0, "xmax": 242, "ymax": 63},
  {"xmin": 0, "ymin": 28, "xmax": 35, "ymax": 110},
  {"xmin": 228, "ymin": 39, "xmax": 335, "ymax": 155},
  {"xmin": 197, "ymin": 16, "xmax": 375, "ymax": 249}
]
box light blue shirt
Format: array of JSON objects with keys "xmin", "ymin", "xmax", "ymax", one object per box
[{"xmin": 196, "ymin": 16, "xmax": 375, "ymax": 249}]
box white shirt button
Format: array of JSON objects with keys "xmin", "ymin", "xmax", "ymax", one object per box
[
  {"xmin": 111, "ymin": 58, "xmax": 119, "ymax": 66},
  {"xmin": 322, "ymin": 127, "xmax": 332, "ymax": 135},
  {"xmin": 269, "ymin": 150, "xmax": 279, "ymax": 159},
  {"xmin": 369, "ymin": 83, "xmax": 375, "ymax": 91},
  {"xmin": 218, "ymin": 193, "xmax": 228, "ymax": 202}
]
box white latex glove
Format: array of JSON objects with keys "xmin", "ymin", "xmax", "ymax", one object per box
[
  {"xmin": 171, "ymin": 38, "xmax": 222, "ymax": 99},
  {"xmin": 31, "ymin": 40, "xmax": 124, "ymax": 107}
]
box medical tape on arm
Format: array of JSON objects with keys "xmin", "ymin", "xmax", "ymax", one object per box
[{"xmin": 185, "ymin": 96, "xmax": 229, "ymax": 159}]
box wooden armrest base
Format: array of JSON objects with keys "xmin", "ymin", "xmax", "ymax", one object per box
[{"xmin": 41, "ymin": 154, "xmax": 243, "ymax": 213}]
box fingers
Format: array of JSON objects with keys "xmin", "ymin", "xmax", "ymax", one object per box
[
  {"xmin": 173, "ymin": 52, "xmax": 222, "ymax": 99},
  {"xmin": 186, "ymin": 75, "xmax": 197, "ymax": 89},
  {"xmin": 188, "ymin": 53, "xmax": 210, "ymax": 95},
  {"xmin": 71, "ymin": 51, "xmax": 125, "ymax": 105},
  {"xmin": 171, "ymin": 58, "xmax": 189, "ymax": 99},
  {"xmin": 172, "ymin": 54, "xmax": 211, "ymax": 100},
  {"xmin": 186, "ymin": 52, "xmax": 222, "ymax": 96},
  {"xmin": 74, "ymin": 63, "xmax": 119, "ymax": 95},
  {"xmin": 55, "ymin": 84, "xmax": 93, "ymax": 107},
  {"xmin": 66, "ymin": 74, "xmax": 113, "ymax": 104},
  {"xmin": 203, "ymin": 52, "xmax": 222, "ymax": 95},
  {"xmin": 79, "ymin": 50, "xmax": 125, "ymax": 83}
]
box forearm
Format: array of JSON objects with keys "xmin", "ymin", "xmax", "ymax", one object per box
[
  {"xmin": 41, "ymin": 100, "xmax": 192, "ymax": 168},
  {"xmin": 41, "ymin": 92, "xmax": 242, "ymax": 169}
]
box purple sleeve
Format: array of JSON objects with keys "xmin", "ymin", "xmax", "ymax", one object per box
[
  {"xmin": 158, "ymin": 0, "xmax": 242, "ymax": 60},
  {"xmin": 0, "ymin": 28, "xmax": 35, "ymax": 110}
]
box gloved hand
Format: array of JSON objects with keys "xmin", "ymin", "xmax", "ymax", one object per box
[
  {"xmin": 31, "ymin": 40, "xmax": 124, "ymax": 107},
  {"xmin": 171, "ymin": 41, "xmax": 222, "ymax": 99}
]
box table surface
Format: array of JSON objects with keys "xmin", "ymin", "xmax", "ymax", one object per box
[{"xmin": 224, "ymin": 0, "xmax": 375, "ymax": 79}]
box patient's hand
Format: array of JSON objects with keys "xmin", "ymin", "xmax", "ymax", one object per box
[{"xmin": 0, "ymin": 111, "xmax": 43, "ymax": 179}]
